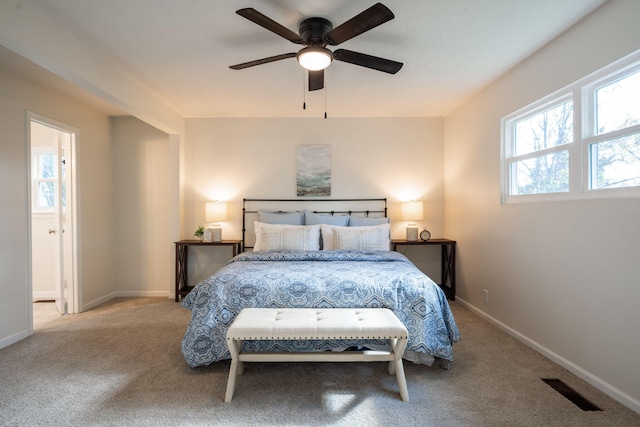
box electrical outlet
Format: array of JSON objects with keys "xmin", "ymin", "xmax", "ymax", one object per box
[{"xmin": 483, "ymin": 289, "xmax": 489, "ymax": 304}]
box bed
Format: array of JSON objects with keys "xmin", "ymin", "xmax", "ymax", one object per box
[{"xmin": 181, "ymin": 198, "xmax": 460, "ymax": 368}]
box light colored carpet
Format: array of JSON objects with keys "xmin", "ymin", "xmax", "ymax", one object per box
[{"xmin": 1, "ymin": 297, "xmax": 638, "ymax": 426}]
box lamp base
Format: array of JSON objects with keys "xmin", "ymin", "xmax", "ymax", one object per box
[
  {"xmin": 211, "ymin": 227, "xmax": 222, "ymax": 242},
  {"xmin": 406, "ymin": 226, "xmax": 419, "ymax": 241}
]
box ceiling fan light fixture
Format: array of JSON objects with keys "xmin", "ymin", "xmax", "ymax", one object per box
[{"xmin": 297, "ymin": 46, "xmax": 333, "ymax": 71}]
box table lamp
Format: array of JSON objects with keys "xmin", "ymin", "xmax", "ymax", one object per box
[
  {"xmin": 400, "ymin": 201, "xmax": 423, "ymax": 241},
  {"xmin": 205, "ymin": 201, "xmax": 228, "ymax": 242}
]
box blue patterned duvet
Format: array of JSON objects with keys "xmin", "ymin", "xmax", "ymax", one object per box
[{"xmin": 181, "ymin": 250, "xmax": 460, "ymax": 367}]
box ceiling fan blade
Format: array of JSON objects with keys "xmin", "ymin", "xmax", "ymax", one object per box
[
  {"xmin": 325, "ymin": 3, "xmax": 395, "ymax": 46},
  {"xmin": 230, "ymin": 53, "xmax": 297, "ymax": 70},
  {"xmin": 308, "ymin": 70, "xmax": 324, "ymax": 91},
  {"xmin": 236, "ymin": 8, "xmax": 304, "ymax": 44},
  {"xmin": 333, "ymin": 49, "xmax": 403, "ymax": 74}
]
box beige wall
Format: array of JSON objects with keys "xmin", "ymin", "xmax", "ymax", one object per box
[
  {"xmin": 444, "ymin": 0, "xmax": 640, "ymax": 411},
  {"xmin": 183, "ymin": 117, "xmax": 444, "ymax": 282},
  {"xmin": 112, "ymin": 117, "xmax": 172, "ymax": 297},
  {"xmin": 0, "ymin": 65, "xmax": 115, "ymax": 346}
]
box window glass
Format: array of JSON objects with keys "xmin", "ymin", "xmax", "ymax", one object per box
[
  {"xmin": 61, "ymin": 182, "xmax": 67, "ymax": 211},
  {"xmin": 37, "ymin": 181, "xmax": 55, "ymax": 208},
  {"xmin": 596, "ymin": 70, "xmax": 640, "ymax": 135},
  {"xmin": 514, "ymin": 101, "xmax": 573, "ymax": 156},
  {"xmin": 590, "ymin": 133, "xmax": 640, "ymax": 189},
  {"xmin": 511, "ymin": 151, "xmax": 569, "ymax": 195},
  {"xmin": 38, "ymin": 152, "xmax": 56, "ymax": 179},
  {"xmin": 33, "ymin": 151, "xmax": 57, "ymax": 211}
]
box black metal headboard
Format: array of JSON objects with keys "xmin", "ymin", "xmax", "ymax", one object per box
[{"xmin": 242, "ymin": 198, "xmax": 387, "ymax": 251}]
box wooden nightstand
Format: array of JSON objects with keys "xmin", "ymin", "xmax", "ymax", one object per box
[
  {"xmin": 391, "ymin": 239, "xmax": 456, "ymax": 300},
  {"xmin": 174, "ymin": 240, "xmax": 241, "ymax": 301}
]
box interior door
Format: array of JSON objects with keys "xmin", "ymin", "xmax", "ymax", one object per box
[
  {"xmin": 61, "ymin": 132, "xmax": 75, "ymax": 314},
  {"xmin": 54, "ymin": 138, "xmax": 66, "ymax": 314},
  {"xmin": 30, "ymin": 115, "xmax": 77, "ymax": 320}
]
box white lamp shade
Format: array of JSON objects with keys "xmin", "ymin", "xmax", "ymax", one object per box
[
  {"xmin": 400, "ymin": 201, "xmax": 424, "ymax": 221},
  {"xmin": 205, "ymin": 201, "xmax": 228, "ymax": 223}
]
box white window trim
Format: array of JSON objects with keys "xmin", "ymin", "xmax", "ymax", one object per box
[{"xmin": 501, "ymin": 49, "xmax": 640, "ymax": 203}]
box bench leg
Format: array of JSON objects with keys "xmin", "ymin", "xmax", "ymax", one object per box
[
  {"xmin": 393, "ymin": 337, "xmax": 409, "ymax": 402},
  {"xmin": 388, "ymin": 338, "xmax": 397, "ymax": 375},
  {"xmin": 224, "ymin": 339, "xmax": 242, "ymax": 402},
  {"xmin": 395, "ymin": 359, "xmax": 409, "ymax": 402}
]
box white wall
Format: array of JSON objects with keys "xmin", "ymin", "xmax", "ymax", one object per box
[
  {"xmin": 111, "ymin": 116, "xmax": 172, "ymax": 297},
  {"xmin": 0, "ymin": 65, "xmax": 116, "ymax": 347},
  {"xmin": 444, "ymin": 0, "xmax": 640, "ymax": 412},
  {"xmin": 183, "ymin": 118, "xmax": 444, "ymax": 283}
]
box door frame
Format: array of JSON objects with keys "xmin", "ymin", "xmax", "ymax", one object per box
[{"xmin": 26, "ymin": 111, "xmax": 80, "ymax": 329}]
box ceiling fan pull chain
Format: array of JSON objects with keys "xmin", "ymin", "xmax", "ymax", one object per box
[
  {"xmin": 324, "ymin": 80, "xmax": 327, "ymax": 119},
  {"xmin": 303, "ymin": 71, "xmax": 306, "ymax": 110}
]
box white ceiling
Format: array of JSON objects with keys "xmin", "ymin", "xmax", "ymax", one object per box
[{"xmin": 8, "ymin": 0, "xmax": 607, "ymax": 118}]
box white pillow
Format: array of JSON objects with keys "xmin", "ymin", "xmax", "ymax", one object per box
[
  {"xmin": 254, "ymin": 221, "xmax": 294, "ymax": 250},
  {"xmin": 254, "ymin": 222, "xmax": 320, "ymax": 251},
  {"xmin": 320, "ymin": 223, "xmax": 390, "ymax": 251}
]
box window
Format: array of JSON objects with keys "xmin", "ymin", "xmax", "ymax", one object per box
[
  {"xmin": 589, "ymin": 70, "xmax": 640, "ymax": 190},
  {"xmin": 32, "ymin": 147, "xmax": 59, "ymax": 212},
  {"xmin": 509, "ymin": 98, "xmax": 573, "ymax": 195},
  {"xmin": 502, "ymin": 50, "xmax": 640, "ymax": 201}
]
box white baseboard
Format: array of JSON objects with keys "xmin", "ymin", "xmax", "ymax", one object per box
[
  {"xmin": 114, "ymin": 290, "xmax": 171, "ymax": 298},
  {"xmin": 455, "ymin": 297, "xmax": 640, "ymax": 415},
  {"xmin": 81, "ymin": 293, "xmax": 116, "ymax": 312},
  {"xmin": 81, "ymin": 291, "xmax": 171, "ymax": 312},
  {"xmin": 0, "ymin": 329, "xmax": 29, "ymax": 350}
]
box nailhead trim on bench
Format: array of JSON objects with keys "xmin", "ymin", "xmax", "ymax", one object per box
[{"xmin": 228, "ymin": 335, "xmax": 407, "ymax": 340}]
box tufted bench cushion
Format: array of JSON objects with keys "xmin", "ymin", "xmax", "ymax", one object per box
[{"xmin": 224, "ymin": 308, "xmax": 409, "ymax": 402}]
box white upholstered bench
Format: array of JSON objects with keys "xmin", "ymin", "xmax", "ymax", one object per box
[{"xmin": 224, "ymin": 308, "xmax": 409, "ymax": 402}]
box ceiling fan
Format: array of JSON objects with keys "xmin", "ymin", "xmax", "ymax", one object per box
[{"xmin": 229, "ymin": 3, "xmax": 403, "ymax": 91}]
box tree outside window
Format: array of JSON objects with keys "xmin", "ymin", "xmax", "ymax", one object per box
[{"xmin": 502, "ymin": 52, "xmax": 640, "ymax": 201}]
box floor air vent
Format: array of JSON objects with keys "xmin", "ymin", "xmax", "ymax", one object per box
[{"xmin": 542, "ymin": 378, "xmax": 602, "ymax": 411}]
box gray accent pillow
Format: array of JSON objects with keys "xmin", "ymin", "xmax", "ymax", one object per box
[
  {"xmin": 257, "ymin": 210, "xmax": 303, "ymax": 225},
  {"xmin": 348, "ymin": 216, "xmax": 390, "ymax": 226},
  {"xmin": 303, "ymin": 210, "xmax": 350, "ymax": 226}
]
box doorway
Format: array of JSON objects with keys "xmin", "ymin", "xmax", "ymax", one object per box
[{"xmin": 28, "ymin": 113, "xmax": 78, "ymax": 328}]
